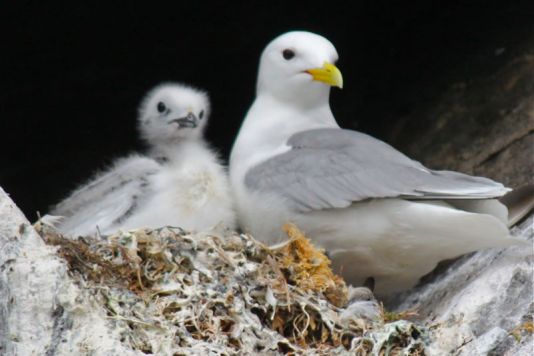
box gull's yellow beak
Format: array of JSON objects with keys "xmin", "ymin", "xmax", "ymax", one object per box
[{"xmin": 306, "ymin": 61, "xmax": 343, "ymax": 89}]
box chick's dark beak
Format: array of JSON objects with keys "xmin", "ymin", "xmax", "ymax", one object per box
[{"xmin": 169, "ymin": 112, "xmax": 198, "ymax": 128}]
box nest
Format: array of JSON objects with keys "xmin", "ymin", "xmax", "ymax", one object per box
[{"xmin": 36, "ymin": 221, "xmax": 428, "ymax": 355}]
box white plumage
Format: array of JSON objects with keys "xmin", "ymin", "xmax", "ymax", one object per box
[
  {"xmin": 230, "ymin": 31, "xmax": 526, "ymax": 296},
  {"xmin": 52, "ymin": 83, "xmax": 235, "ymax": 237}
]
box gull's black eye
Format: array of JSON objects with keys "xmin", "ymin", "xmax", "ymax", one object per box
[
  {"xmin": 282, "ymin": 49, "xmax": 295, "ymax": 60},
  {"xmin": 199, "ymin": 110, "xmax": 204, "ymax": 119},
  {"xmin": 157, "ymin": 101, "xmax": 166, "ymax": 113}
]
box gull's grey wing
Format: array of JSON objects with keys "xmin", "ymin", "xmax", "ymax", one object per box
[
  {"xmin": 51, "ymin": 154, "xmax": 161, "ymax": 235},
  {"xmin": 245, "ymin": 128, "xmax": 510, "ymax": 212}
]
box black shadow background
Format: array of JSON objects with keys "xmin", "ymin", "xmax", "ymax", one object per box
[{"xmin": 2, "ymin": 1, "xmax": 533, "ymax": 218}]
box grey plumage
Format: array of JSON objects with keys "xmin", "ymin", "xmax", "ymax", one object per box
[
  {"xmin": 51, "ymin": 155, "xmax": 160, "ymax": 235},
  {"xmin": 245, "ymin": 128, "xmax": 510, "ymax": 212}
]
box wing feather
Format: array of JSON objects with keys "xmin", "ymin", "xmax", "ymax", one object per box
[
  {"xmin": 51, "ymin": 154, "xmax": 161, "ymax": 235},
  {"xmin": 245, "ymin": 128, "xmax": 510, "ymax": 212}
]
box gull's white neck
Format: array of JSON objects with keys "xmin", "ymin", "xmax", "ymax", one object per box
[{"xmin": 230, "ymin": 91, "xmax": 338, "ymax": 181}]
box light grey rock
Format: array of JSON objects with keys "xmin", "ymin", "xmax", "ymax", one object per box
[
  {"xmin": 0, "ymin": 186, "xmax": 141, "ymax": 356},
  {"xmin": 389, "ymin": 216, "xmax": 533, "ymax": 355}
]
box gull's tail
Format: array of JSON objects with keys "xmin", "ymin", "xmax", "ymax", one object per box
[{"xmin": 500, "ymin": 184, "xmax": 534, "ymax": 227}]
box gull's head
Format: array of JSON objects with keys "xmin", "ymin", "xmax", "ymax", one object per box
[
  {"xmin": 138, "ymin": 83, "xmax": 210, "ymax": 146},
  {"xmin": 256, "ymin": 31, "xmax": 342, "ymax": 106}
]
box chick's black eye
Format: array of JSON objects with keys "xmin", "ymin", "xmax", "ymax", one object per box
[
  {"xmin": 157, "ymin": 102, "xmax": 166, "ymax": 113},
  {"xmin": 199, "ymin": 110, "xmax": 204, "ymax": 119},
  {"xmin": 282, "ymin": 49, "xmax": 295, "ymax": 60}
]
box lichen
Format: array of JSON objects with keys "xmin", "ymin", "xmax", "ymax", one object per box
[
  {"xmin": 509, "ymin": 321, "xmax": 534, "ymax": 342},
  {"xmin": 35, "ymin": 220, "xmax": 428, "ymax": 355}
]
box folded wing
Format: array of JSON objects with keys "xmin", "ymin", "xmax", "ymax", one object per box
[
  {"xmin": 52, "ymin": 154, "xmax": 161, "ymax": 235},
  {"xmin": 245, "ymin": 128, "xmax": 510, "ymax": 212}
]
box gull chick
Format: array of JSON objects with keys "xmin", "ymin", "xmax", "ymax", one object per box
[
  {"xmin": 52, "ymin": 83, "xmax": 235, "ymax": 236},
  {"xmin": 230, "ymin": 31, "xmax": 526, "ymax": 296}
]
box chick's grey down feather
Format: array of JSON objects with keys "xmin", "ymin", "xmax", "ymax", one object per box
[
  {"xmin": 51, "ymin": 155, "xmax": 161, "ymax": 233},
  {"xmin": 245, "ymin": 128, "xmax": 509, "ymax": 212}
]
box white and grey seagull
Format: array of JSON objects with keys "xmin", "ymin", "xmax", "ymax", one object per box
[
  {"xmin": 52, "ymin": 83, "xmax": 236, "ymax": 237},
  {"xmin": 230, "ymin": 31, "xmax": 526, "ymax": 296}
]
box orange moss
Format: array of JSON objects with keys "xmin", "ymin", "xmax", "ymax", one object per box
[{"xmin": 279, "ymin": 223, "xmax": 348, "ymax": 307}]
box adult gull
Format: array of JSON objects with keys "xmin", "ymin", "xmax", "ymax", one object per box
[{"xmin": 229, "ymin": 31, "xmax": 526, "ymax": 295}]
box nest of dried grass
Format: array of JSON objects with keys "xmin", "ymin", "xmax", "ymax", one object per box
[{"xmin": 36, "ymin": 221, "xmax": 428, "ymax": 355}]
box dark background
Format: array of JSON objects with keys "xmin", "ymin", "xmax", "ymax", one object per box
[{"xmin": 2, "ymin": 1, "xmax": 534, "ymax": 219}]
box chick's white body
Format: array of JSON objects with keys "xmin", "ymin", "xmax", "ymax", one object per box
[
  {"xmin": 52, "ymin": 83, "xmax": 235, "ymax": 236},
  {"xmin": 230, "ymin": 31, "xmax": 524, "ymax": 296},
  {"xmin": 121, "ymin": 141, "xmax": 235, "ymax": 232}
]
